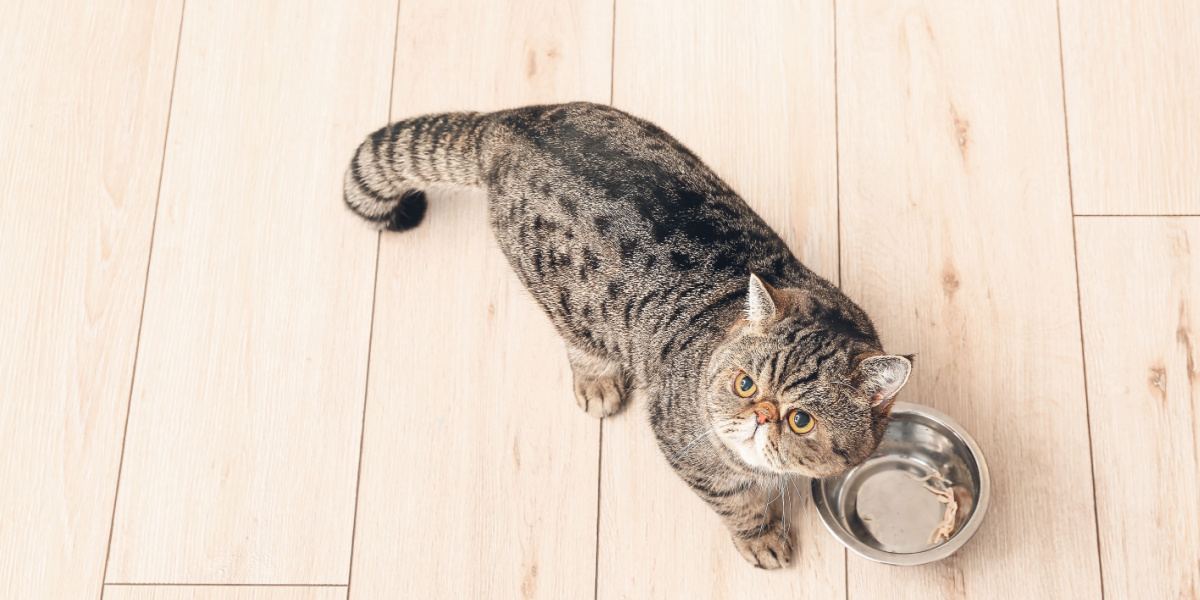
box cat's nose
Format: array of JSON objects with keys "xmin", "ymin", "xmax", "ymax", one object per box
[{"xmin": 752, "ymin": 401, "xmax": 779, "ymax": 425}]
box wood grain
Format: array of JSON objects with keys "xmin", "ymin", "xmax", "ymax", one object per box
[
  {"xmin": 105, "ymin": 0, "xmax": 396, "ymax": 584},
  {"xmin": 8, "ymin": 2, "xmax": 1198, "ymax": 595},
  {"xmin": 105, "ymin": 586, "xmax": 344, "ymax": 600},
  {"xmin": 0, "ymin": 1, "xmax": 181, "ymax": 598},
  {"xmin": 1059, "ymin": 0, "xmax": 1200, "ymax": 214},
  {"xmin": 598, "ymin": 1, "xmax": 842, "ymax": 597},
  {"xmin": 837, "ymin": 1, "xmax": 1102, "ymax": 597},
  {"xmin": 1076, "ymin": 218, "xmax": 1200, "ymax": 599},
  {"xmin": 347, "ymin": 1, "xmax": 612, "ymax": 598}
]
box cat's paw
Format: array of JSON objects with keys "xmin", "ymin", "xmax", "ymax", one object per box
[
  {"xmin": 732, "ymin": 525, "xmax": 793, "ymax": 570},
  {"xmin": 572, "ymin": 372, "xmax": 626, "ymax": 418}
]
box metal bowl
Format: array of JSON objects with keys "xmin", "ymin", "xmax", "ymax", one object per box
[{"xmin": 811, "ymin": 402, "xmax": 990, "ymax": 565}]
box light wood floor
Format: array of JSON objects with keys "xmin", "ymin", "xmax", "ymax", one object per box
[{"xmin": 2, "ymin": 1, "xmax": 1197, "ymax": 598}]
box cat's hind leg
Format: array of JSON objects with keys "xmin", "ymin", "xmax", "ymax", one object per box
[{"xmin": 566, "ymin": 345, "xmax": 628, "ymax": 418}]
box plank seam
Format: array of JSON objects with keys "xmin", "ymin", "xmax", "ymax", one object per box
[
  {"xmin": 105, "ymin": 583, "xmax": 346, "ymax": 588},
  {"xmin": 832, "ymin": 0, "xmax": 843, "ymax": 292},
  {"xmin": 594, "ymin": 4, "xmax": 617, "ymax": 599},
  {"xmin": 1075, "ymin": 214, "xmax": 1200, "ymax": 218},
  {"xmin": 344, "ymin": 0, "xmax": 404, "ymax": 596},
  {"xmin": 1055, "ymin": 0, "xmax": 1107, "ymax": 597},
  {"xmin": 831, "ymin": 1, "xmax": 849, "ymax": 596},
  {"xmin": 98, "ymin": 2, "xmax": 189, "ymax": 596}
]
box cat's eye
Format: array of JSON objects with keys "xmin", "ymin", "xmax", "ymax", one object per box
[
  {"xmin": 787, "ymin": 409, "xmax": 815, "ymax": 434},
  {"xmin": 733, "ymin": 371, "xmax": 757, "ymax": 398}
]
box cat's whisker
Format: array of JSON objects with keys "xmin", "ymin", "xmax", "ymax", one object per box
[
  {"xmin": 780, "ymin": 477, "xmax": 788, "ymax": 537},
  {"xmin": 670, "ymin": 424, "xmax": 721, "ymax": 462}
]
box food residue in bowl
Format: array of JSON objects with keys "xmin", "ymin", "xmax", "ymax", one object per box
[
  {"xmin": 852, "ymin": 463, "xmax": 967, "ymax": 553},
  {"xmin": 909, "ymin": 469, "xmax": 961, "ymax": 544}
]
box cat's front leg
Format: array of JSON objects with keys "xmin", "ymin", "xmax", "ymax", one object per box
[
  {"xmin": 566, "ymin": 344, "xmax": 628, "ymax": 418},
  {"xmin": 684, "ymin": 474, "xmax": 793, "ymax": 569}
]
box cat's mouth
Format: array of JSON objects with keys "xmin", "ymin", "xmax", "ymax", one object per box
[{"xmin": 718, "ymin": 415, "xmax": 773, "ymax": 470}]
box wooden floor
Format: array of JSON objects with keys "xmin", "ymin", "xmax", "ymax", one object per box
[{"xmin": 2, "ymin": 1, "xmax": 1197, "ymax": 598}]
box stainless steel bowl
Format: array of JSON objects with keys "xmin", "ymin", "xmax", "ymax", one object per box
[{"xmin": 811, "ymin": 402, "xmax": 990, "ymax": 565}]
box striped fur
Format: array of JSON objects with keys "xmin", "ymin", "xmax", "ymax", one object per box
[
  {"xmin": 343, "ymin": 103, "xmax": 911, "ymax": 568},
  {"xmin": 343, "ymin": 112, "xmax": 490, "ymax": 230}
]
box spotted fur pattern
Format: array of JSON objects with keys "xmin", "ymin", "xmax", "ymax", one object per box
[{"xmin": 344, "ymin": 102, "xmax": 911, "ymax": 568}]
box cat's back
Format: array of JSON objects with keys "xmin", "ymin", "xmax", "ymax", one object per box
[
  {"xmin": 484, "ymin": 102, "xmax": 797, "ymax": 281},
  {"xmin": 488, "ymin": 103, "xmax": 730, "ymax": 211},
  {"xmin": 478, "ymin": 103, "xmax": 812, "ymax": 362}
]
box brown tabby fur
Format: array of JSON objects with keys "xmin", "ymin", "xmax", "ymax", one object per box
[{"xmin": 344, "ymin": 102, "xmax": 911, "ymax": 568}]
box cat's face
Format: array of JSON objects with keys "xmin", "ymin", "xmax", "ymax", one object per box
[{"xmin": 704, "ymin": 275, "xmax": 911, "ymax": 478}]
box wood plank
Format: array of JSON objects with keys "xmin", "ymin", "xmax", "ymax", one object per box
[
  {"xmin": 1076, "ymin": 218, "xmax": 1200, "ymax": 598},
  {"xmin": 0, "ymin": 1, "xmax": 181, "ymax": 598},
  {"xmin": 598, "ymin": 1, "xmax": 842, "ymax": 597},
  {"xmin": 105, "ymin": 0, "xmax": 396, "ymax": 584},
  {"xmin": 347, "ymin": 1, "xmax": 612, "ymax": 598},
  {"xmin": 105, "ymin": 586, "xmax": 344, "ymax": 600},
  {"xmin": 837, "ymin": 1, "xmax": 1102, "ymax": 597},
  {"xmin": 1059, "ymin": 0, "xmax": 1200, "ymax": 215}
]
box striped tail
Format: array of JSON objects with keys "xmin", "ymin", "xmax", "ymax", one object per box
[{"xmin": 343, "ymin": 111, "xmax": 491, "ymax": 231}]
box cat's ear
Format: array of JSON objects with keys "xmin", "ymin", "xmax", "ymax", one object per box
[
  {"xmin": 855, "ymin": 354, "xmax": 912, "ymax": 408},
  {"xmin": 746, "ymin": 273, "xmax": 782, "ymax": 324}
]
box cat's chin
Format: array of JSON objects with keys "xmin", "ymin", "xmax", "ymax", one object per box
[
  {"xmin": 731, "ymin": 439, "xmax": 769, "ymax": 471},
  {"xmin": 718, "ymin": 417, "xmax": 781, "ymax": 473}
]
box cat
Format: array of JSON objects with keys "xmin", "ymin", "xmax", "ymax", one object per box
[{"xmin": 344, "ymin": 102, "xmax": 911, "ymax": 569}]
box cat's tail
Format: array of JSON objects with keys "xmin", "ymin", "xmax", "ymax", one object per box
[{"xmin": 343, "ymin": 111, "xmax": 492, "ymax": 231}]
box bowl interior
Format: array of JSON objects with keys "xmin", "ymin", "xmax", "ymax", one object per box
[{"xmin": 812, "ymin": 403, "xmax": 988, "ymax": 565}]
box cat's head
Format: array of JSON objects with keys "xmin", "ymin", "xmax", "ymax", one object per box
[{"xmin": 703, "ymin": 274, "xmax": 911, "ymax": 478}]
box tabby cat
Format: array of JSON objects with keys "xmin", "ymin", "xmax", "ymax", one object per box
[{"xmin": 344, "ymin": 102, "xmax": 911, "ymax": 569}]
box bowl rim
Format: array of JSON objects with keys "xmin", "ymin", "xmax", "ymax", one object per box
[{"xmin": 809, "ymin": 401, "xmax": 991, "ymax": 566}]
